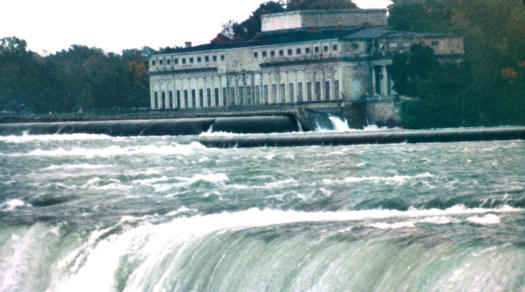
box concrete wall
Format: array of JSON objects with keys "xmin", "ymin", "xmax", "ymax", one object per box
[{"xmin": 261, "ymin": 9, "xmax": 388, "ymax": 32}]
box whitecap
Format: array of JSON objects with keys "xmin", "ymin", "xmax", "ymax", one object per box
[
  {"xmin": 368, "ymin": 221, "xmax": 416, "ymax": 230},
  {"xmin": 466, "ymin": 214, "xmax": 501, "ymax": 225},
  {"xmin": 0, "ymin": 133, "xmax": 112, "ymax": 144},
  {"xmin": 3, "ymin": 199, "xmax": 31, "ymax": 211}
]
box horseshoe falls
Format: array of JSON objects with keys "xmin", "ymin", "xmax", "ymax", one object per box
[{"xmin": 0, "ymin": 133, "xmax": 524, "ymax": 292}]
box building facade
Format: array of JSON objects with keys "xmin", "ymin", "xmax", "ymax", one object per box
[{"xmin": 149, "ymin": 9, "xmax": 463, "ymax": 110}]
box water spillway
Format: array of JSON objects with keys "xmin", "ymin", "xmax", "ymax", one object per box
[
  {"xmin": 0, "ymin": 115, "xmax": 299, "ymax": 136},
  {"xmin": 197, "ymin": 127, "xmax": 525, "ymax": 148}
]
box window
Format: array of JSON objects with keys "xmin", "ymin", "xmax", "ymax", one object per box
[
  {"xmin": 154, "ymin": 92, "xmax": 158, "ymax": 108},
  {"xmin": 189, "ymin": 57, "xmax": 194, "ymax": 63},
  {"xmin": 160, "ymin": 59, "xmax": 163, "ymax": 65},
  {"xmin": 169, "ymin": 91, "xmax": 173, "ymax": 108},
  {"xmin": 213, "ymin": 55, "xmax": 217, "ymax": 62},
  {"xmin": 334, "ymin": 80, "xmax": 340, "ymax": 99},
  {"xmin": 254, "ymin": 52, "xmax": 258, "ymax": 58},
  {"xmin": 271, "ymin": 51, "xmax": 275, "ymax": 57},
  {"xmin": 262, "ymin": 51, "xmax": 267, "ymax": 57},
  {"xmin": 222, "ymin": 87, "xmax": 227, "ymax": 106},
  {"xmin": 199, "ymin": 89, "xmax": 204, "ymax": 107},
  {"xmin": 184, "ymin": 90, "xmax": 188, "ymax": 108},
  {"xmin": 279, "ymin": 50, "xmax": 284, "ymax": 56},
  {"xmin": 161, "ymin": 92, "xmax": 166, "ymax": 108},
  {"xmin": 324, "ymin": 45, "xmax": 329, "ymax": 52},
  {"xmin": 176, "ymin": 91, "xmax": 181, "ymax": 108},
  {"xmin": 288, "ymin": 49, "xmax": 293, "ymax": 56},
  {"xmin": 151, "ymin": 60, "xmax": 156, "ymax": 66},
  {"xmin": 315, "ymin": 81, "xmax": 321, "ymax": 100},
  {"xmin": 333, "ymin": 44, "xmax": 338, "ymax": 51},
  {"xmin": 247, "ymin": 86, "xmax": 252, "ymax": 105},
  {"xmin": 230, "ymin": 87, "xmax": 235, "ymax": 105},
  {"xmin": 255, "ymin": 86, "xmax": 260, "ymax": 104},
  {"xmin": 289, "ymin": 83, "xmax": 294, "ymax": 103},
  {"xmin": 214, "ymin": 88, "xmax": 219, "ymax": 107},
  {"xmin": 263, "ymin": 85, "xmax": 269, "ymax": 104},
  {"xmin": 182, "ymin": 58, "xmax": 186, "ymax": 64},
  {"xmin": 221, "ymin": 55, "xmax": 225, "ymax": 60},
  {"xmin": 325, "ymin": 81, "xmax": 330, "ymax": 100},
  {"xmin": 351, "ymin": 43, "xmax": 359, "ymax": 50},
  {"xmin": 175, "ymin": 58, "xmax": 179, "ymax": 65},
  {"xmin": 197, "ymin": 56, "xmax": 201, "ymax": 62},
  {"xmin": 167, "ymin": 59, "xmax": 171, "ymax": 65},
  {"xmin": 314, "ymin": 47, "xmax": 320, "ymax": 53},
  {"xmin": 238, "ymin": 87, "xmax": 244, "ymax": 105},
  {"xmin": 207, "ymin": 88, "xmax": 211, "ymax": 107},
  {"xmin": 298, "ymin": 82, "xmax": 303, "ymax": 102},
  {"xmin": 305, "ymin": 47, "xmax": 311, "ymax": 54},
  {"xmin": 307, "ymin": 82, "xmax": 312, "ymax": 101},
  {"xmin": 205, "ymin": 56, "xmax": 209, "ymax": 62},
  {"xmin": 296, "ymin": 48, "xmax": 301, "ymax": 55},
  {"xmin": 271, "ymin": 84, "xmax": 277, "ymax": 102},
  {"xmin": 191, "ymin": 89, "xmax": 196, "ymax": 108},
  {"xmin": 279, "ymin": 84, "xmax": 285, "ymax": 103}
]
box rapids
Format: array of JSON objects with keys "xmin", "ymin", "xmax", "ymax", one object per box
[{"xmin": 0, "ymin": 132, "xmax": 524, "ymax": 291}]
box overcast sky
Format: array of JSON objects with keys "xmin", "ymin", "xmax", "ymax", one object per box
[{"xmin": 1, "ymin": 0, "xmax": 392, "ymax": 55}]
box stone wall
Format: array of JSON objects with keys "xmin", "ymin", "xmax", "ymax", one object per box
[{"xmin": 261, "ymin": 9, "xmax": 388, "ymax": 32}]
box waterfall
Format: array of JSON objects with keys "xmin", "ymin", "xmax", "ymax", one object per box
[{"xmin": 328, "ymin": 115, "xmax": 351, "ymax": 132}]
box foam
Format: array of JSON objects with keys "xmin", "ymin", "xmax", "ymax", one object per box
[
  {"xmin": 8, "ymin": 142, "xmax": 209, "ymax": 158},
  {"xmin": 42, "ymin": 164, "xmax": 112, "ymax": 171},
  {"xmin": 0, "ymin": 134, "xmax": 111, "ymax": 143},
  {"xmin": 466, "ymin": 214, "xmax": 501, "ymax": 225},
  {"xmin": 132, "ymin": 205, "xmax": 520, "ymax": 234},
  {"xmin": 3, "ymin": 199, "xmax": 31, "ymax": 211},
  {"xmin": 174, "ymin": 173, "xmax": 229, "ymax": 186},
  {"xmin": 323, "ymin": 172, "xmax": 434, "ymax": 185}
]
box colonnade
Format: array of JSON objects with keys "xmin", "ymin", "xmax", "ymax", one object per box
[{"xmin": 150, "ymin": 68, "xmax": 343, "ymax": 110}]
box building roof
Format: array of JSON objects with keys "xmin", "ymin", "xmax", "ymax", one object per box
[{"xmin": 155, "ymin": 27, "xmax": 456, "ymax": 56}]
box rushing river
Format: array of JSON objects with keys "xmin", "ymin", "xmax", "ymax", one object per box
[{"xmin": 0, "ymin": 132, "xmax": 524, "ymax": 292}]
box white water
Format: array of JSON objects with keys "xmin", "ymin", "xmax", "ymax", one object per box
[
  {"xmin": 1, "ymin": 206, "xmax": 523, "ymax": 292},
  {"xmin": 328, "ymin": 115, "xmax": 351, "ymax": 131}
]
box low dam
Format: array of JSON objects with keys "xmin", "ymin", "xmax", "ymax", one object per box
[
  {"xmin": 0, "ymin": 116, "xmax": 299, "ymax": 136},
  {"xmin": 1, "ymin": 117, "xmax": 524, "ymax": 147},
  {"xmin": 195, "ymin": 127, "xmax": 525, "ymax": 148}
]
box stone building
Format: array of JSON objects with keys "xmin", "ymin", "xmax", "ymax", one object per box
[{"xmin": 149, "ymin": 9, "xmax": 463, "ymax": 111}]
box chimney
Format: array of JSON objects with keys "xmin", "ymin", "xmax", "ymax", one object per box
[{"xmin": 185, "ymin": 42, "xmax": 192, "ymax": 48}]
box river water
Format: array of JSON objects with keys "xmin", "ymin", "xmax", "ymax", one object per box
[{"xmin": 0, "ymin": 132, "xmax": 524, "ymax": 292}]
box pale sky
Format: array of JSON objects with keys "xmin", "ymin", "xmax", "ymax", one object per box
[{"xmin": 0, "ymin": 0, "xmax": 392, "ymax": 55}]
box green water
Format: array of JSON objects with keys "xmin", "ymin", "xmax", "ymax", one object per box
[{"xmin": 0, "ymin": 133, "xmax": 524, "ymax": 291}]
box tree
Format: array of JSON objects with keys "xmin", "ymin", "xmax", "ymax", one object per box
[
  {"xmin": 390, "ymin": 44, "xmax": 438, "ymax": 97},
  {"xmin": 389, "ymin": 0, "xmax": 525, "ymax": 128},
  {"xmin": 237, "ymin": 1, "xmax": 285, "ymax": 39}
]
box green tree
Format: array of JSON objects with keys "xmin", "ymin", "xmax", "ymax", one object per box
[{"xmin": 389, "ymin": 0, "xmax": 525, "ymax": 127}]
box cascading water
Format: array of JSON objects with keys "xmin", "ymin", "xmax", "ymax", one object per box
[
  {"xmin": 328, "ymin": 115, "xmax": 351, "ymax": 131},
  {"xmin": 0, "ymin": 133, "xmax": 524, "ymax": 291}
]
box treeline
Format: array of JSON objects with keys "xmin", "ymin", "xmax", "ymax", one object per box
[
  {"xmin": 389, "ymin": 0, "xmax": 525, "ymax": 128},
  {"xmin": 0, "ymin": 37, "xmax": 151, "ymax": 115}
]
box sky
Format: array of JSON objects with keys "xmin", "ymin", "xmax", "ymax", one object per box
[{"xmin": 0, "ymin": 0, "xmax": 392, "ymax": 55}]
